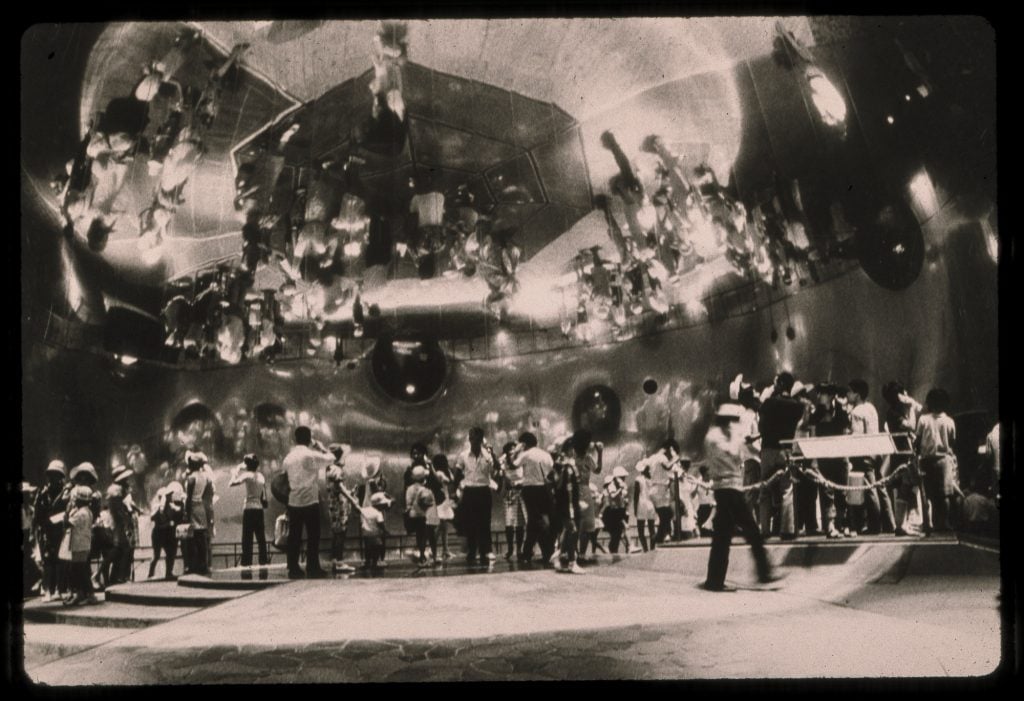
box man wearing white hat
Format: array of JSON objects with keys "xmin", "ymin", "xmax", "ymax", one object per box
[
  {"xmin": 183, "ymin": 451, "xmax": 213, "ymax": 576},
  {"xmin": 33, "ymin": 460, "xmax": 69, "ymax": 602},
  {"xmin": 703, "ymin": 403, "xmax": 782, "ymax": 592}
]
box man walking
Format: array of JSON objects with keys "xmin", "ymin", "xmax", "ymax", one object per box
[
  {"xmin": 703, "ymin": 403, "xmax": 783, "ymax": 592},
  {"xmin": 283, "ymin": 426, "xmax": 335, "ymax": 578},
  {"xmin": 515, "ymin": 432, "xmax": 555, "ymax": 565}
]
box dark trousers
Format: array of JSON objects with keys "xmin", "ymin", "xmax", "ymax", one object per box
[
  {"xmin": 363, "ymin": 536, "xmax": 383, "ymax": 568},
  {"xmin": 603, "ymin": 508, "xmax": 627, "ymax": 553},
  {"xmin": 70, "ymin": 560, "xmax": 94, "ymax": 596},
  {"xmin": 655, "ymin": 506, "xmax": 674, "ymax": 544},
  {"xmin": 461, "ymin": 487, "xmax": 492, "ymax": 559},
  {"xmin": 148, "ymin": 526, "xmax": 178, "ymax": 578},
  {"xmin": 637, "ymin": 519, "xmax": 655, "ymax": 551},
  {"xmin": 409, "ymin": 516, "xmax": 438, "ymax": 558},
  {"xmin": 286, "ymin": 503, "xmax": 323, "ymax": 574},
  {"xmin": 706, "ymin": 489, "xmax": 772, "ymax": 587},
  {"xmin": 41, "ymin": 525, "xmax": 64, "ymax": 595},
  {"xmin": 189, "ymin": 530, "xmax": 209, "ymax": 575},
  {"xmin": 794, "ymin": 470, "xmax": 820, "ymax": 534},
  {"xmin": 921, "ymin": 456, "xmax": 954, "ymax": 532},
  {"xmin": 521, "ymin": 485, "xmax": 554, "ymax": 561},
  {"xmin": 558, "ymin": 513, "xmax": 580, "ymax": 565},
  {"xmin": 817, "ymin": 459, "xmax": 849, "ymax": 531},
  {"xmin": 852, "ymin": 459, "xmax": 896, "ymax": 533},
  {"xmin": 241, "ymin": 509, "xmax": 268, "ymax": 566}
]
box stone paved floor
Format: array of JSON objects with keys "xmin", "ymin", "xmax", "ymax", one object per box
[{"xmin": 21, "ymin": 543, "xmax": 1001, "ymax": 684}]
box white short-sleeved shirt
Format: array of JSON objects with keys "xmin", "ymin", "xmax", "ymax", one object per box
[
  {"xmin": 849, "ymin": 402, "xmax": 880, "ymax": 435},
  {"xmin": 284, "ymin": 445, "xmax": 335, "ymax": 507},
  {"xmin": 515, "ymin": 447, "xmax": 554, "ymax": 486},
  {"xmin": 361, "ymin": 505, "xmax": 385, "ymax": 536},
  {"xmin": 455, "ymin": 448, "xmax": 496, "ymax": 488}
]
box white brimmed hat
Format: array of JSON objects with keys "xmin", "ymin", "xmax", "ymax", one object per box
[
  {"xmin": 45, "ymin": 460, "xmax": 67, "ymax": 476},
  {"xmin": 411, "ymin": 466, "xmax": 428, "ymax": 481},
  {"xmin": 113, "ymin": 468, "xmax": 135, "ymax": 483},
  {"xmin": 369, "ymin": 492, "xmax": 392, "ymax": 507},
  {"xmin": 185, "ymin": 450, "xmax": 208, "ymax": 465},
  {"xmin": 70, "ymin": 462, "xmax": 99, "ymax": 484},
  {"xmin": 612, "ymin": 466, "xmax": 629, "ymax": 479}
]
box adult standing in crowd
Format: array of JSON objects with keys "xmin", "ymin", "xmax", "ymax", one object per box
[
  {"xmin": 34, "ymin": 460, "xmax": 69, "ymax": 602},
  {"xmin": 757, "ymin": 372, "xmax": 804, "ymax": 539},
  {"xmin": 230, "ymin": 453, "xmax": 269, "ymax": 570},
  {"xmin": 183, "ymin": 450, "xmax": 213, "ymax": 576},
  {"xmin": 570, "ymin": 430, "xmax": 604, "ymax": 563},
  {"xmin": 515, "ymin": 432, "xmax": 555, "ymax": 565},
  {"xmin": 882, "ymin": 381, "xmax": 925, "ymax": 536},
  {"xmin": 646, "ymin": 439, "xmax": 681, "ymax": 545},
  {"xmin": 551, "ymin": 439, "xmax": 585, "ymax": 574},
  {"xmin": 453, "ymin": 427, "xmax": 497, "ymax": 564},
  {"xmin": 703, "ymin": 403, "xmax": 781, "ymax": 592},
  {"xmin": 916, "ymin": 388, "xmax": 958, "ymax": 534},
  {"xmin": 847, "ymin": 379, "xmax": 896, "ymax": 534},
  {"xmin": 283, "ymin": 426, "xmax": 335, "ymax": 578},
  {"xmin": 148, "ymin": 482, "xmax": 183, "ymax": 580},
  {"xmin": 324, "ymin": 445, "xmax": 357, "ymax": 573},
  {"xmin": 811, "ymin": 384, "xmax": 853, "ymax": 538},
  {"xmin": 498, "ymin": 442, "xmax": 526, "ymax": 561}
]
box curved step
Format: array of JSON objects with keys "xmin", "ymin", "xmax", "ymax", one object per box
[
  {"xmin": 23, "ymin": 622, "xmax": 130, "ymax": 671},
  {"xmin": 22, "ymin": 599, "xmax": 199, "ymax": 628},
  {"xmin": 104, "ymin": 580, "xmax": 250, "ymax": 606},
  {"xmin": 177, "ymin": 571, "xmax": 288, "ymax": 590}
]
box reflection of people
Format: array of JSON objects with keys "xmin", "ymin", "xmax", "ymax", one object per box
[{"xmin": 703, "ymin": 403, "xmax": 781, "ymax": 592}]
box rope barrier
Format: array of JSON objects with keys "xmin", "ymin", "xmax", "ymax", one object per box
[{"xmin": 678, "ymin": 462, "xmax": 911, "ymax": 494}]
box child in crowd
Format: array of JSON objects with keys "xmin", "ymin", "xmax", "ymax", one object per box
[
  {"xmin": 67, "ymin": 486, "xmax": 99, "ymax": 605},
  {"xmin": 361, "ymin": 492, "xmax": 391, "ymax": 570},
  {"xmin": 600, "ymin": 467, "xmax": 630, "ymax": 554},
  {"xmin": 632, "ymin": 461, "xmax": 657, "ymax": 552},
  {"xmin": 430, "ymin": 454, "xmax": 455, "ymax": 560},
  {"xmin": 405, "ymin": 466, "xmax": 437, "ymax": 565}
]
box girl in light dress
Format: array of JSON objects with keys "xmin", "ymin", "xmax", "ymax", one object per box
[{"xmin": 633, "ymin": 461, "xmax": 657, "ymax": 552}]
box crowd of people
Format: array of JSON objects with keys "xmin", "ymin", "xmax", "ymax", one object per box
[
  {"xmin": 23, "ymin": 451, "xmax": 223, "ymax": 605},
  {"xmin": 22, "ymin": 369, "xmax": 999, "ymax": 598}
]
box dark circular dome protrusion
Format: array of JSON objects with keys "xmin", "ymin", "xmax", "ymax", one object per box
[
  {"xmin": 169, "ymin": 403, "xmax": 224, "ymax": 458},
  {"xmin": 857, "ymin": 204, "xmax": 925, "ymax": 291},
  {"xmin": 572, "ymin": 385, "xmax": 622, "ymax": 442},
  {"xmin": 370, "ymin": 336, "xmax": 448, "ymax": 404},
  {"xmin": 642, "ymin": 378, "xmax": 659, "ymax": 395}
]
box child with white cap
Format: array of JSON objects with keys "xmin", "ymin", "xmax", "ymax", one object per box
[
  {"xmin": 361, "ymin": 492, "xmax": 392, "ymax": 570},
  {"xmin": 405, "ymin": 466, "xmax": 437, "ymax": 565},
  {"xmin": 600, "ymin": 466, "xmax": 631, "ymax": 554},
  {"xmin": 67, "ymin": 486, "xmax": 100, "ymax": 606}
]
